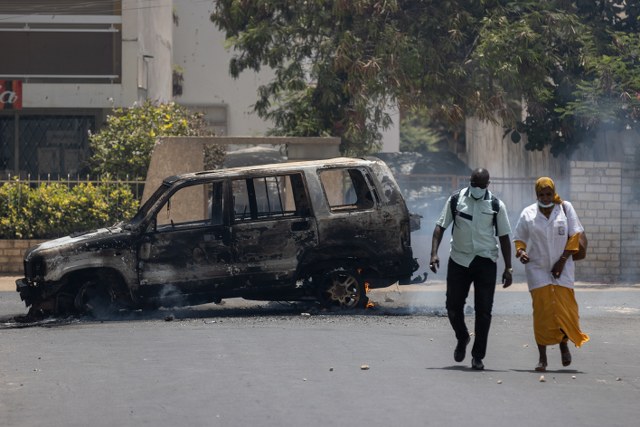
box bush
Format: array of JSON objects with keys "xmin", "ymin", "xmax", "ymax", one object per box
[
  {"xmin": 0, "ymin": 180, "xmax": 139, "ymax": 239},
  {"xmin": 89, "ymin": 101, "xmax": 225, "ymax": 180}
]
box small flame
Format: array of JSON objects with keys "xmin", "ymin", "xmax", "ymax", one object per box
[{"xmin": 364, "ymin": 282, "xmax": 375, "ymax": 308}]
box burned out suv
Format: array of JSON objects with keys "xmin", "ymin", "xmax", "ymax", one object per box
[{"xmin": 17, "ymin": 157, "xmax": 419, "ymax": 316}]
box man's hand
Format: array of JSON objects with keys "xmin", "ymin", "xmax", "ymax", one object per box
[
  {"xmin": 429, "ymin": 255, "xmax": 440, "ymax": 273},
  {"xmin": 502, "ymin": 269, "xmax": 513, "ymax": 288}
]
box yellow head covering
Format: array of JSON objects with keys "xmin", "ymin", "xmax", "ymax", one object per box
[{"xmin": 535, "ymin": 177, "xmax": 562, "ymax": 204}]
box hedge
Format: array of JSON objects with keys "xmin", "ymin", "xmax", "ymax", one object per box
[{"xmin": 0, "ymin": 181, "xmax": 139, "ymax": 239}]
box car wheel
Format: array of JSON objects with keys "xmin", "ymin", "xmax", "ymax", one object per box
[
  {"xmin": 74, "ymin": 280, "xmax": 115, "ymax": 318},
  {"xmin": 318, "ymin": 268, "xmax": 368, "ymax": 309}
]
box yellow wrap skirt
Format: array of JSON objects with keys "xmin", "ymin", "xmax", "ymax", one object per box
[{"xmin": 531, "ymin": 285, "xmax": 590, "ymax": 347}]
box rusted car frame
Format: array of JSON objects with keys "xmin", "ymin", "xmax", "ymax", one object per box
[{"xmin": 16, "ymin": 157, "xmax": 419, "ymax": 317}]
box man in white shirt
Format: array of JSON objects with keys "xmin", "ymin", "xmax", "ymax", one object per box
[{"xmin": 429, "ymin": 168, "xmax": 513, "ymax": 370}]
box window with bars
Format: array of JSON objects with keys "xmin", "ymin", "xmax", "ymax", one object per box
[
  {"xmin": 232, "ymin": 174, "xmax": 308, "ymax": 222},
  {"xmin": 0, "ymin": 1, "xmax": 122, "ymax": 82},
  {"xmin": 0, "ymin": 114, "xmax": 95, "ymax": 178}
]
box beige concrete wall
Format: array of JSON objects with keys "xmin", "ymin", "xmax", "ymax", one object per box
[{"xmin": 465, "ymin": 117, "xmax": 567, "ymax": 180}]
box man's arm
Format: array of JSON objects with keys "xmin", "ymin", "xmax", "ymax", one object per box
[
  {"xmin": 429, "ymin": 225, "xmax": 446, "ymax": 273},
  {"xmin": 498, "ymin": 234, "xmax": 513, "ymax": 288}
]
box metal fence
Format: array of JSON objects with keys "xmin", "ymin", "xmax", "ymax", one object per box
[
  {"xmin": 0, "ymin": 172, "xmax": 538, "ymax": 220},
  {"xmin": 0, "ymin": 173, "xmax": 146, "ymax": 200},
  {"xmin": 394, "ymin": 174, "xmax": 539, "ymax": 224}
]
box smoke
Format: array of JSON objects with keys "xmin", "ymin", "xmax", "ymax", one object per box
[{"xmin": 157, "ymin": 284, "xmax": 189, "ymax": 309}]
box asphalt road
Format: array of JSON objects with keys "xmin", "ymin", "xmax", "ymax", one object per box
[{"xmin": 1, "ymin": 277, "xmax": 639, "ymax": 427}]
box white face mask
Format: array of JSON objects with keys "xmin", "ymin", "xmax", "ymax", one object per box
[
  {"xmin": 469, "ymin": 186, "xmax": 487, "ymax": 199},
  {"xmin": 538, "ymin": 200, "xmax": 554, "ymax": 208}
]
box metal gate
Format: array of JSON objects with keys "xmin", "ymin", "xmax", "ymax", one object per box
[{"xmin": 0, "ymin": 113, "xmax": 95, "ymax": 179}]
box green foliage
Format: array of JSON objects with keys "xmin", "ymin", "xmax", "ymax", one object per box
[
  {"xmin": 263, "ymin": 85, "xmax": 383, "ymax": 155},
  {"xmin": 89, "ymin": 101, "xmax": 225, "ymax": 180},
  {"xmin": 484, "ymin": 2, "xmax": 640, "ymax": 156},
  {"xmin": 211, "ymin": 1, "xmax": 640, "ymax": 155},
  {"xmin": 212, "ymin": 0, "xmax": 406, "ymax": 155},
  {"xmin": 0, "ymin": 181, "xmax": 139, "ymax": 239},
  {"xmin": 400, "ymin": 108, "xmax": 465, "ymax": 153}
]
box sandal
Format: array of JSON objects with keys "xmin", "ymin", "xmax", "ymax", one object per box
[
  {"xmin": 560, "ymin": 340, "xmax": 572, "ymax": 367},
  {"xmin": 535, "ymin": 362, "xmax": 547, "ymax": 372}
]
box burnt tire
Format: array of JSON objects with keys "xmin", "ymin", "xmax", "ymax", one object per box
[
  {"xmin": 74, "ymin": 281, "xmax": 115, "ymax": 318},
  {"xmin": 317, "ymin": 268, "xmax": 368, "ymax": 309}
]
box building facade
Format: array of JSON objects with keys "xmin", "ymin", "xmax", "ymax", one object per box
[
  {"xmin": 0, "ymin": 0, "xmax": 173, "ymax": 178},
  {"xmin": 171, "ymin": 0, "xmax": 400, "ymax": 151},
  {"xmin": 0, "ymin": 0, "xmax": 402, "ymax": 180}
]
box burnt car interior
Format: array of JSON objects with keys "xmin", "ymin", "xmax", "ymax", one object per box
[
  {"xmin": 156, "ymin": 182, "xmax": 222, "ymax": 231},
  {"xmin": 319, "ymin": 167, "xmax": 378, "ymax": 211},
  {"xmin": 231, "ymin": 173, "xmax": 307, "ymax": 222}
]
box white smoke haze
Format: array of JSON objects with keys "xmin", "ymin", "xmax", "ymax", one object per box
[
  {"xmin": 386, "ymin": 132, "xmax": 640, "ymax": 294},
  {"xmin": 157, "ymin": 284, "xmax": 189, "ymax": 308}
]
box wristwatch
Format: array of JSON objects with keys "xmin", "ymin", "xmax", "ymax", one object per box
[{"xmin": 506, "ymin": 268, "xmax": 513, "ymax": 273}]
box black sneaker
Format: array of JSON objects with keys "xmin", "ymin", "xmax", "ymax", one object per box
[
  {"xmin": 471, "ymin": 358, "xmax": 484, "ymax": 370},
  {"xmin": 454, "ymin": 336, "xmax": 470, "ymax": 362}
]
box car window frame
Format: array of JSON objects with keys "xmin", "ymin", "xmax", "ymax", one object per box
[
  {"xmin": 319, "ymin": 167, "xmax": 379, "ymax": 213},
  {"xmin": 230, "ymin": 172, "xmax": 311, "ymax": 224}
]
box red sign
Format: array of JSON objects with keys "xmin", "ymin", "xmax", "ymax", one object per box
[{"xmin": 0, "ymin": 80, "xmax": 23, "ymax": 110}]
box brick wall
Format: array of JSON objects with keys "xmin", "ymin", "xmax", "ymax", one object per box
[
  {"xmin": 0, "ymin": 239, "xmax": 45, "ymax": 274},
  {"xmin": 620, "ymin": 144, "xmax": 640, "ymax": 282},
  {"xmin": 569, "ymin": 161, "xmax": 622, "ymax": 282}
]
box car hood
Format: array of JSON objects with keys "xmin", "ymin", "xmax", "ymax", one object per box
[{"xmin": 26, "ymin": 226, "xmax": 128, "ymax": 258}]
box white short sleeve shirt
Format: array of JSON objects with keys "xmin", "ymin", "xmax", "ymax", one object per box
[
  {"xmin": 436, "ymin": 188, "xmax": 511, "ymax": 267},
  {"xmin": 513, "ymin": 201, "xmax": 584, "ymax": 290}
]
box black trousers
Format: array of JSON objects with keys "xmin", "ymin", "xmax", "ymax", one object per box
[{"xmin": 446, "ymin": 256, "xmax": 497, "ymax": 360}]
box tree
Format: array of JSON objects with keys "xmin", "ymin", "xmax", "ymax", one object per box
[
  {"xmin": 211, "ymin": 1, "xmax": 640, "ymax": 156},
  {"xmin": 399, "ymin": 107, "xmax": 463, "ymax": 153},
  {"xmin": 89, "ymin": 101, "xmax": 225, "ymax": 179},
  {"xmin": 477, "ymin": 0, "xmax": 639, "ymax": 158}
]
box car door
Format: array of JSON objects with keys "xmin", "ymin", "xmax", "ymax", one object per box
[
  {"xmin": 137, "ymin": 180, "xmax": 235, "ymax": 298},
  {"xmin": 230, "ymin": 172, "xmax": 318, "ymax": 287},
  {"xmin": 316, "ymin": 166, "xmax": 390, "ymax": 256}
]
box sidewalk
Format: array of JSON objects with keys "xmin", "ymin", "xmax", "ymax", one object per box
[{"xmin": 1, "ymin": 275, "xmax": 20, "ymax": 292}]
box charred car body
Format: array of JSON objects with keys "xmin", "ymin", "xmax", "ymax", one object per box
[{"xmin": 17, "ymin": 157, "xmax": 419, "ymax": 316}]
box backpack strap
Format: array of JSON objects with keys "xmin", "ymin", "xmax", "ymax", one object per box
[
  {"xmin": 449, "ymin": 189, "xmax": 462, "ymax": 232},
  {"xmin": 490, "ymin": 193, "xmax": 500, "ymax": 236},
  {"xmin": 450, "ymin": 188, "xmax": 501, "ymax": 236}
]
